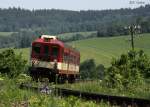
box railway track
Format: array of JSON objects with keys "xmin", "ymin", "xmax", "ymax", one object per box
[{"xmin": 20, "ymin": 83, "xmax": 150, "ymax": 107}]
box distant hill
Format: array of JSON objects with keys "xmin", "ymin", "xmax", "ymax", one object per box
[
  {"xmin": 0, "ymin": 5, "xmax": 150, "ymax": 48},
  {"xmin": 0, "ymin": 5, "xmax": 150, "ymax": 35}
]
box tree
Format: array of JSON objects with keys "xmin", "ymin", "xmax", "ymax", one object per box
[{"xmin": 0, "ymin": 49, "xmax": 27, "ymax": 78}]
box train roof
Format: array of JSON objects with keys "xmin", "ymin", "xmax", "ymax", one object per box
[
  {"xmin": 33, "ymin": 35, "xmax": 63, "ymax": 46},
  {"xmin": 34, "ymin": 38, "xmax": 64, "ymax": 47}
]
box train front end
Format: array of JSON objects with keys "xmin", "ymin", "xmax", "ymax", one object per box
[{"xmin": 29, "ymin": 35, "xmax": 63, "ymax": 82}]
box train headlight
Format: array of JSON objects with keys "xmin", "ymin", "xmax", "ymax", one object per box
[{"xmin": 31, "ymin": 59, "xmax": 39, "ymax": 66}]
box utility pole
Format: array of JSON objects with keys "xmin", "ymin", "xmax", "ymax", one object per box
[
  {"xmin": 130, "ymin": 25, "xmax": 134, "ymax": 50},
  {"xmin": 125, "ymin": 25, "xmax": 141, "ymax": 50}
]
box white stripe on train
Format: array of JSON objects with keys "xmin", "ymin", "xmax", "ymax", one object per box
[{"xmin": 31, "ymin": 60, "xmax": 79, "ymax": 72}]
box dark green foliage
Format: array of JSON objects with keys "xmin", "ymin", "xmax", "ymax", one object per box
[
  {"xmin": 96, "ymin": 64, "xmax": 105, "ymax": 80},
  {"xmin": 80, "ymin": 59, "xmax": 96, "ymax": 79},
  {"xmin": 0, "ymin": 49, "xmax": 27, "ymax": 78},
  {"xmin": 105, "ymin": 50, "xmax": 150, "ymax": 88},
  {"xmin": 0, "ymin": 30, "xmax": 37, "ymax": 48},
  {"xmin": 80, "ymin": 59, "xmax": 105, "ymax": 79},
  {"xmin": 97, "ymin": 24, "xmax": 127, "ymax": 37},
  {"xmin": 0, "ymin": 5, "xmax": 150, "ymax": 48},
  {"xmin": 0, "ymin": 31, "xmax": 97, "ymax": 48}
]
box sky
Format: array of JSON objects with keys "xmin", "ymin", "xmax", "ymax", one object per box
[{"xmin": 0, "ymin": 0, "xmax": 150, "ymax": 10}]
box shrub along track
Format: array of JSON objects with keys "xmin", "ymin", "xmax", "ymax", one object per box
[{"xmin": 19, "ymin": 83, "xmax": 150, "ymax": 107}]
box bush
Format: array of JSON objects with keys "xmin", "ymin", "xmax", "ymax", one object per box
[
  {"xmin": 80, "ymin": 59, "xmax": 96, "ymax": 79},
  {"xmin": 80, "ymin": 59, "xmax": 105, "ymax": 79},
  {"xmin": 105, "ymin": 50, "xmax": 150, "ymax": 89},
  {"xmin": 0, "ymin": 49, "xmax": 27, "ymax": 78},
  {"xmin": 16, "ymin": 73, "xmax": 32, "ymax": 84}
]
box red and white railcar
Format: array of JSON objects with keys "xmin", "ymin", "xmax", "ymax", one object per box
[{"xmin": 29, "ymin": 35, "xmax": 80, "ymax": 82}]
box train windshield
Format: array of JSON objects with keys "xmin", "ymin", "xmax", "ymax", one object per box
[
  {"xmin": 33, "ymin": 44, "xmax": 41, "ymax": 54},
  {"xmin": 44, "ymin": 45, "xmax": 49, "ymax": 55},
  {"xmin": 51, "ymin": 46, "xmax": 59, "ymax": 58}
]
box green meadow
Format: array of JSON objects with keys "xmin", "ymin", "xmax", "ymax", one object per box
[
  {"xmin": 0, "ymin": 32, "xmax": 16, "ymax": 37},
  {"xmin": 1, "ymin": 33, "xmax": 150, "ymax": 67},
  {"xmin": 70, "ymin": 33, "xmax": 150, "ymax": 67}
]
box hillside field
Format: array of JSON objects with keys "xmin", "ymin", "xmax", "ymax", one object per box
[
  {"xmin": 70, "ymin": 33, "xmax": 150, "ymax": 66},
  {"xmin": 0, "ymin": 32, "xmax": 15, "ymax": 37},
  {"xmin": 1, "ymin": 33, "xmax": 150, "ymax": 67}
]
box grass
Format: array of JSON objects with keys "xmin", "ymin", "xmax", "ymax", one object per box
[
  {"xmin": 0, "ymin": 77, "xmax": 110, "ymax": 107},
  {"xmin": 0, "ymin": 48, "xmax": 30, "ymax": 63},
  {"xmin": 15, "ymin": 48, "xmax": 30, "ymax": 61},
  {"xmin": 0, "ymin": 32, "xmax": 16, "ymax": 37}
]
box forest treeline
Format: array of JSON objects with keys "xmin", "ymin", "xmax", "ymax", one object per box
[{"xmin": 0, "ymin": 5, "xmax": 150, "ymax": 48}]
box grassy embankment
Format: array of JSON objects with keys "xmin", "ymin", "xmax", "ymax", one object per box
[{"xmin": 0, "ymin": 77, "xmax": 110, "ymax": 107}]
